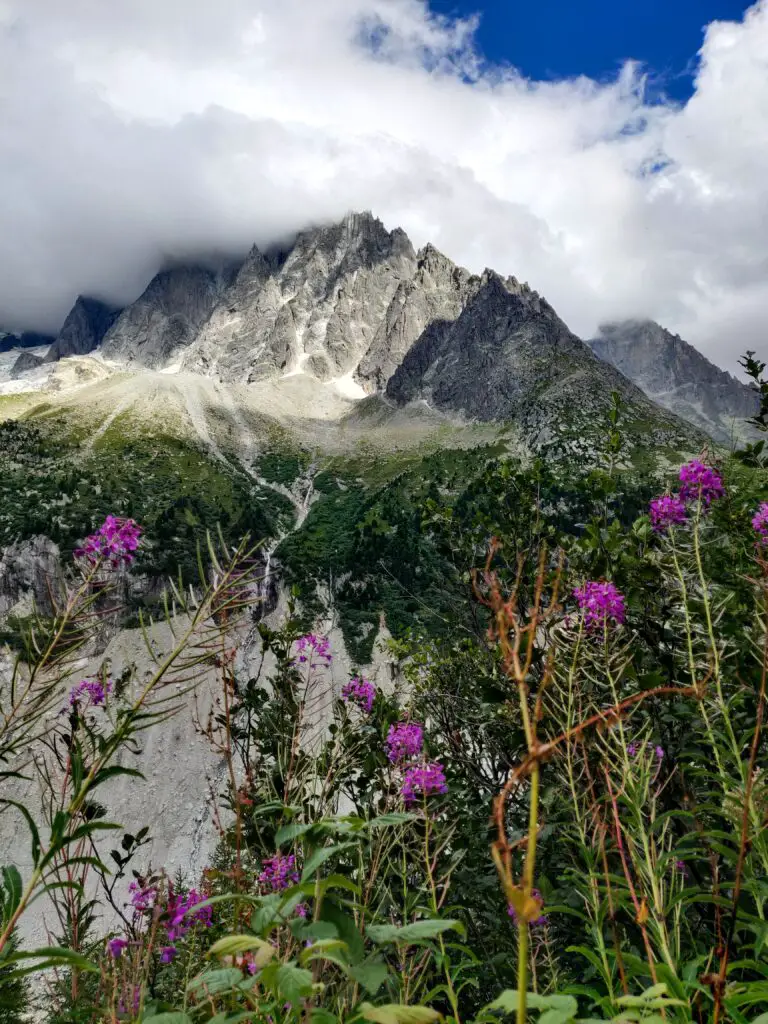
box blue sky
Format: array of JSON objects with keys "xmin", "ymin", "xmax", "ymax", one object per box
[{"xmin": 430, "ymin": 0, "xmax": 752, "ymax": 99}]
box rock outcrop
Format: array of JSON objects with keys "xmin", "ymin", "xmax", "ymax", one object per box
[
  {"xmin": 10, "ymin": 350, "xmax": 45, "ymax": 378},
  {"xmin": 182, "ymin": 212, "xmax": 417, "ymax": 383},
  {"xmin": 386, "ymin": 271, "xmax": 695, "ymax": 448},
  {"xmin": 100, "ymin": 263, "xmax": 239, "ymax": 369},
  {"xmin": 44, "ymin": 296, "xmax": 122, "ymax": 363},
  {"xmin": 0, "ymin": 536, "xmax": 64, "ymax": 620},
  {"xmin": 589, "ymin": 320, "xmax": 759, "ymax": 443}
]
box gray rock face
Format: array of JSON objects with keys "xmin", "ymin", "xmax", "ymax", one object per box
[
  {"xmin": 44, "ymin": 297, "xmax": 121, "ymax": 363},
  {"xmin": 182, "ymin": 212, "xmax": 417, "ymax": 383},
  {"xmin": 589, "ymin": 320, "xmax": 759, "ymax": 443},
  {"xmin": 0, "ymin": 536, "xmax": 64, "ymax": 620},
  {"xmin": 385, "ymin": 271, "xmax": 692, "ymax": 447},
  {"xmin": 100, "ymin": 264, "xmax": 238, "ymax": 369},
  {"xmin": 9, "ymin": 350, "xmax": 45, "ymax": 378}
]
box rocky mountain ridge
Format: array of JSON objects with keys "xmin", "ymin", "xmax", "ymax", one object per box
[
  {"xmin": 589, "ymin": 320, "xmax": 758, "ymax": 444},
  {"xmin": 1, "ymin": 211, "xmax": 751, "ymax": 447}
]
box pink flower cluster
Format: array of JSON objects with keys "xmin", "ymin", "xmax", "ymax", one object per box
[
  {"xmin": 68, "ymin": 676, "xmax": 112, "ymax": 708},
  {"xmin": 128, "ymin": 880, "xmax": 157, "ymax": 912},
  {"xmin": 753, "ymin": 502, "xmax": 768, "ymax": 542},
  {"xmin": 649, "ymin": 494, "xmax": 687, "ymax": 533},
  {"xmin": 679, "ymin": 460, "xmax": 724, "ymax": 506},
  {"xmin": 401, "ymin": 763, "xmax": 448, "ymax": 805},
  {"xmin": 294, "ymin": 634, "xmax": 332, "ymax": 668},
  {"xmin": 342, "ymin": 676, "xmax": 376, "ymax": 714},
  {"xmin": 166, "ymin": 887, "xmax": 212, "ymax": 943},
  {"xmin": 75, "ymin": 515, "xmax": 142, "ymax": 568},
  {"xmin": 258, "ymin": 853, "xmax": 299, "ymax": 893},
  {"xmin": 648, "ymin": 460, "xmax": 725, "ymax": 534},
  {"xmin": 123, "ymin": 880, "xmax": 212, "ymax": 965},
  {"xmin": 386, "ymin": 722, "xmax": 424, "ymax": 763},
  {"xmin": 573, "ymin": 580, "xmax": 626, "ymax": 631}
]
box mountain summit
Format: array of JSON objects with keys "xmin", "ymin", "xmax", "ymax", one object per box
[{"xmin": 588, "ymin": 320, "xmax": 758, "ymax": 443}]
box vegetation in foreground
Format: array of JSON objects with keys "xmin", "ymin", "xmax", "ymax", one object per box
[{"xmin": 0, "ymin": 359, "xmax": 767, "ymax": 1024}]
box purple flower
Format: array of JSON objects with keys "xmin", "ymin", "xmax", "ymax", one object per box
[
  {"xmin": 294, "ymin": 634, "xmax": 332, "ymax": 668},
  {"xmin": 159, "ymin": 946, "xmax": 177, "ymax": 964},
  {"xmin": 128, "ymin": 880, "xmax": 157, "ymax": 912},
  {"xmin": 628, "ymin": 742, "xmax": 664, "ymax": 761},
  {"xmin": 107, "ymin": 937, "xmax": 128, "ymax": 958},
  {"xmin": 258, "ymin": 854, "xmax": 299, "ymax": 893},
  {"xmin": 166, "ymin": 888, "xmax": 213, "ymax": 943},
  {"xmin": 679, "ymin": 461, "xmax": 724, "ymax": 506},
  {"xmin": 74, "ymin": 516, "xmax": 142, "ymax": 568},
  {"xmin": 341, "ymin": 676, "xmax": 376, "ymax": 714},
  {"xmin": 401, "ymin": 762, "xmax": 448, "ymax": 805},
  {"xmin": 386, "ymin": 722, "xmax": 424, "ymax": 763},
  {"xmin": 573, "ymin": 581, "xmax": 626, "ymax": 631},
  {"xmin": 649, "ymin": 494, "xmax": 687, "ymax": 533},
  {"xmin": 752, "ymin": 502, "xmax": 768, "ymax": 542},
  {"xmin": 508, "ymin": 889, "xmax": 547, "ymax": 927},
  {"xmin": 295, "ymin": 902, "xmax": 309, "ymax": 919},
  {"xmin": 68, "ymin": 676, "xmax": 112, "ymax": 709}
]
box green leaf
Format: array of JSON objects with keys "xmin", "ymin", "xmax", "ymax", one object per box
[
  {"xmin": 356, "ymin": 1003, "xmax": 442, "ymax": 1024},
  {"xmin": 485, "ymin": 991, "xmax": 578, "ymax": 1024},
  {"xmin": 4, "ymin": 946, "xmax": 98, "ymax": 973},
  {"xmin": 311, "ymin": 1011, "xmax": 339, "ymax": 1024},
  {"xmin": 302, "ymin": 843, "xmax": 354, "ymax": 881},
  {"xmin": 187, "ymin": 968, "xmax": 244, "ymax": 997},
  {"xmin": 319, "ymin": 899, "xmax": 365, "ymax": 964},
  {"xmin": 275, "ymin": 822, "xmax": 315, "ymax": 846},
  {"xmin": 1, "ymin": 803, "xmax": 41, "ymax": 867},
  {"xmin": 299, "ymin": 939, "xmax": 349, "ymax": 965},
  {"xmin": 276, "ymin": 963, "xmax": 314, "ymax": 1004},
  {"xmin": 142, "ymin": 1016, "xmax": 193, "ymax": 1024},
  {"xmin": 367, "ymin": 920, "xmax": 462, "ymax": 944},
  {"xmin": 208, "ymin": 934, "xmax": 275, "ymax": 964},
  {"xmin": 364, "ymin": 814, "xmax": 416, "ymax": 830},
  {"xmin": 1, "ymin": 865, "xmax": 23, "ymax": 919},
  {"xmin": 350, "ymin": 959, "xmax": 389, "ymax": 995}
]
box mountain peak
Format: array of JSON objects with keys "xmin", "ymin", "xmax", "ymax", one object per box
[{"xmin": 589, "ymin": 319, "xmax": 758, "ymax": 442}]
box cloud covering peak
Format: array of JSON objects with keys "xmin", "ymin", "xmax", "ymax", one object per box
[{"xmin": 1, "ymin": 0, "xmax": 766, "ymax": 370}]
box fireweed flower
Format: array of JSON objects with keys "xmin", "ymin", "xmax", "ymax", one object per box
[
  {"xmin": 159, "ymin": 946, "xmax": 177, "ymax": 964},
  {"xmin": 107, "ymin": 937, "xmax": 128, "ymax": 958},
  {"xmin": 68, "ymin": 677, "xmax": 112, "ymax": 708},
  {"xmin": 128, "ymin": 880, "xmax": 157, "ymax": 913},
  {"xmin": 386, "ymin": 721, "xmax": 424, "ymax": 763},
  {"xmin": 679, "ymin": 460, "xmax": 724, "ymax": 506},
  {"xmin": 258, "ymin": 854, "xmax": 299, "ymax": 893},
  {"xmin": 649, "ymin": 494, "xmax": 687, "ymax": 533},
  {"xmin": 341, "ymin": 676, "xmax": 376, "ymax": 713},
  {"xmin": 401, "ymin": 762, "xmax": 448, "ymax": 805},
  {"xmin": 752, "ymin": 502, "xmax": 768, "ymax": 542},
  {"xmin": 507, "ymin": 889, "xmax": 547, "ymax": 927},
  {"xmin": 294, "ymin": 634, "xmax": 332, "ymax": 668},
  {"xmin": 74, "ymin": 515, "xmax": 142, "ymax": 568},
  {"xmin": 166, "ymin": 888, "xmax": 213, "ymax": 943},
  {"xmin": 573, "ymin": 581, "xmax": 626, "ymax": 631}
]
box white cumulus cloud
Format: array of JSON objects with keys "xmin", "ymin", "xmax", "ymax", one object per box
[{"xmin": 0, "ymin": 0, "xmax": 766, "ymax": 371}]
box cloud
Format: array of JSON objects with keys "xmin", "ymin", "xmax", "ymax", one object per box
[{"xmin": 0, "ymin": 0, "xmax": 766, "ymax": 371}]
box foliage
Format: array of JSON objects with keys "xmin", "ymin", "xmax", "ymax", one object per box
[{"xmin": 2, "ymin": 357, "xmax": 768, "ymax": 1024}]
